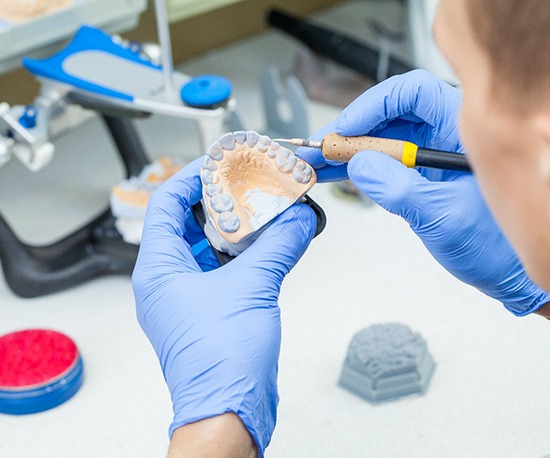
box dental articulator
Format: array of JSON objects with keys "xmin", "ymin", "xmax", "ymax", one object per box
[
  {"xmin": 0, "ymin": 0, "xmax": 238, "ymax": 296},
  {"xmin": 0, "ymin": 0, "xmax": 328, "ymax": 294}
]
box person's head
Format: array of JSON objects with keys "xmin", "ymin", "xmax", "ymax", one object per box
[{"xmin": 434, "ymin": 0, "xmax": 550, "ymax": 289}]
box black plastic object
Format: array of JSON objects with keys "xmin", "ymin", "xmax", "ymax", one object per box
[
  {"xmin": 0, "ymin": 93, "xmax": 151, "ymax": 298},
  {"xmin": 416, "ymin": 148, "xmax": 471, "ymax": 172},
  {"xmin": 0, "ymin": 209, "xmax": 138, "ymax": 298},
  {"xmin": 267, "ymin": 9, "xmax": 413, "ymax": 81},
  {"xmin": 67, "ymin": 91, "xmax": 151, "ymax": 178},
  {"xmin": 192, "ymin": 194, "xmax": 327, "ymax": 266}
]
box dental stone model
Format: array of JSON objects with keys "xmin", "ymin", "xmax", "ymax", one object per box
[
  {"xmin": 338, "ymin": 323, "xmax": 435, "ymax": 403},
  {"xmin": 111, "ymin": 156, "xmax": 185, "ymax": 244},
  {"xmin": 0, "ymin": 0, "xmax": 72, "ymax": 22},
  {"xmin": 200, "ymin": 130, "xmax": 316, "ymax": 256}
]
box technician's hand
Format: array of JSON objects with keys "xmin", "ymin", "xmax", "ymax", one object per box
[
  {"xmin": 301, "ymin": 70, "xmax": 550, "ymax": 315},
  {"xmin": 132, "ymin": 158, "xmax": 316, "ymax": 454}
]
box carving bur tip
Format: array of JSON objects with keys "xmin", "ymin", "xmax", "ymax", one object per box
[{"xmin": 273, "ymin": 138, "xmax": 323, "ymax": 149}]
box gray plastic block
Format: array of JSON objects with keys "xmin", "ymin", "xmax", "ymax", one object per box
[{"xmin": 338, "ymin": 323, "xmax": 435, "ymax": 403}]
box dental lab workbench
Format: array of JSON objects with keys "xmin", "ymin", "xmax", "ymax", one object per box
[{"xmin": 1, "ymin": 2, "xmax": 550, "ymax": 457}]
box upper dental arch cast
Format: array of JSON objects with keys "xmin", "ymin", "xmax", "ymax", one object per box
[{"xmin": 200, "ymin": 130, "xmax": 317, "ymax": 254}]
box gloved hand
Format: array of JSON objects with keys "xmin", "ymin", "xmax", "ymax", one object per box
[
  {"xmin": 132, "ymin": 157, "xmax": 316, "ymax": 454},
  {"xmin": 300, "ymin": 69, "xmax": 550, "ymax": 315}
]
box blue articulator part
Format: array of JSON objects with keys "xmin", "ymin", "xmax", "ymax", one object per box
[
  {"xmin": 181, "ymin": 75, "xmax": 232, "ymax": 108},
  {"xmin": 20, "ymin": 24, "xmax": 233, "ymax": 149},
  {"xmin": 23, "ymin": 25, "xmax": 160, "ymax": 101}
]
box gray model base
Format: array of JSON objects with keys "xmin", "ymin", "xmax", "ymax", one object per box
[{"xmin": 338, "ymin": 323, "xmax": 435, "ymax": 403}]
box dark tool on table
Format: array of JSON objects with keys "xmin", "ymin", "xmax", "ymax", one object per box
[
  {"xmin": 274, "ymin": 133, "xmax": 471, "ymax": 172},
  {"xmin": 267, "ymin": 9, "xmax": 413, "ymax": 82}
]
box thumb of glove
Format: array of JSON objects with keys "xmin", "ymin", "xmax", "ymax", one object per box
[
  {"xmin": 233, "ymin": 203, "xmax": 317, "ymax": 285},
  {"xmin": 348, "ymin": 151, "xmax": 430, "ymax": 226}
]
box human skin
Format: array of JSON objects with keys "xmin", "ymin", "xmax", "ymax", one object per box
[
  {"xmin": 434, "ymin": 0, "xmax": 550, "ymax": 304},
  {"xmin": 168, "ymin": 413, "xmax": 257, "ymax": 457}
]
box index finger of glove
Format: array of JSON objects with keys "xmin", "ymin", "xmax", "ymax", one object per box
[
  {"xmin": 135, "ymin": 157, "xmax": 204, "ymax": 277},
  {"xmin": 336, "ymin": 69, "xmax": 450, "ymax": 137}
]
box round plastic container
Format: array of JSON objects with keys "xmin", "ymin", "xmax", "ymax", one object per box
[{"xmin": 0, "ymin": 329, "xmax": 84, "ymax": 415}]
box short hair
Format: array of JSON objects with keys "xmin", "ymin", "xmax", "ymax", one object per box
[{"xmin": 465, "ymin": 0, "xmax": 550, "ymax": 111}]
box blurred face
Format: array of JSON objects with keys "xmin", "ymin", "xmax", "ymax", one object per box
[{"xmin": 434, "ymin": 0, "xmax": 550, "ymax": 289}]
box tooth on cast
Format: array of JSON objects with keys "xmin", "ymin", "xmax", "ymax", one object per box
[
  {"xmin": 246, "ymin": 131, "xmax": 260, "ymax": 148},
  {"xmin": 256, "ymin": 135, "xmax": 271, "ymax": 152},
  {"xmin": 205, "ymin": 184, "xmax": 222, "ymax": 197},
  {"xmin": 202, "ymin": 156, "xmax": 217, "ymax": 171},
  {"xmin": 218, "ymin": 132, "xmax": 236, "ymax": 151},
  {"xmin": 218, "ymin": 211, "xmax": 240, "ymax": 233},
  {"xmin": 207, "ymin": 142, "xmax": 224, "ymax": 161},
  {"xmin": 210, "ymin": 194, "xmax": 234, "ymax": 213},
  {"xmin": 275, "ymin": 149, "xmax": 297, "ymax": 173},
  {"xmin": 233, "ymin": 131, "xmax": 246, "ymax": 145}
]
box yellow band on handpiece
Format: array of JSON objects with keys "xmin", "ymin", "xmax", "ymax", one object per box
[{"xmin": 402, "ymin": 142, "xmax": 418, "ymax": 168}]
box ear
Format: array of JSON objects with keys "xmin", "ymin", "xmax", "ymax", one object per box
[
  {"xmin": 533, "ymin": 112, "xmax": 550, "ymax": 143},
  {"xmin": 532, "ymin": 113, "xmax": 550, "ymax": 179}
]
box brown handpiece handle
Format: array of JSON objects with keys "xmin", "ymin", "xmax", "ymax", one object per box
[{"xmin": 321, "ymin": 133, "xmax": 406, "ymax": 162}]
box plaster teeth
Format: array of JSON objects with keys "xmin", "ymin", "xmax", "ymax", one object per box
[
  {"xmin": 201, "ymin": 169, "xmax": 219, "ymax": 185},
  {"xmin": 257, "ymin": 135, "xmax": 271, "ymax": 152},
  {"xmin": 210, "ymin": 193, "xmax": 234, "ymax": 213},
  {"xmin": 246, "ymin": 131, "xmax": 259, "ymax": 148},
  {"xmin": 218, "ymin": 211, "xmax": 240, "ymax": 233},
  {"xmin": 275, "ymin": 148, "xmax": 297, "ymax": 173},
  {"xmin": 267, "ymin": 143, "xmax": 280, "ymax": 159},
  {"xmin": 292, "ymin": 161, "xmax": 312, "ymax": 183},
  {"xmin": 218, "ymin": 132, "xmax": 236, "ymax": 151},
  {"xmin": 205, "ymin": 183, "xmax": 222, "ymax": 197},
  {"xmin": 201, "ymin": 169, "xmax": 213, "ymax": 184},
  {"xmin": 200, "ymin": 130, "xmax": 317, "ymax": 252},
  {"xmin": 202, "ymin": 156, "xmax": 217, "ymax": 172},
  {"xmin": 233, "ymin": 131, "xmax": 246, "ymax": 145},
  {"xmin": 207, "ymin": 142, "xmax": 224, "ymax": 161}
]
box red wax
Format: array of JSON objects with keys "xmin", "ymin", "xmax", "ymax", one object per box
[{"xmin": 0, "ymin": 329, "xmax": 79, "ymax": 389}]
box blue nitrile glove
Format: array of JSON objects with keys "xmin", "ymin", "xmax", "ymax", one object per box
[
  {"xmin": 299, "ymin": 70, "xmax": 550, "ymax": 315},
  {"xmin": 132, "ymin": 157, "xmax": 317, "ymax": 454}
]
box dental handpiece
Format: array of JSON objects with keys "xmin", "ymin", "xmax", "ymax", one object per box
[{"xmin": 274, "ymin": 133, "xmax": 471, "ymax": 172}]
